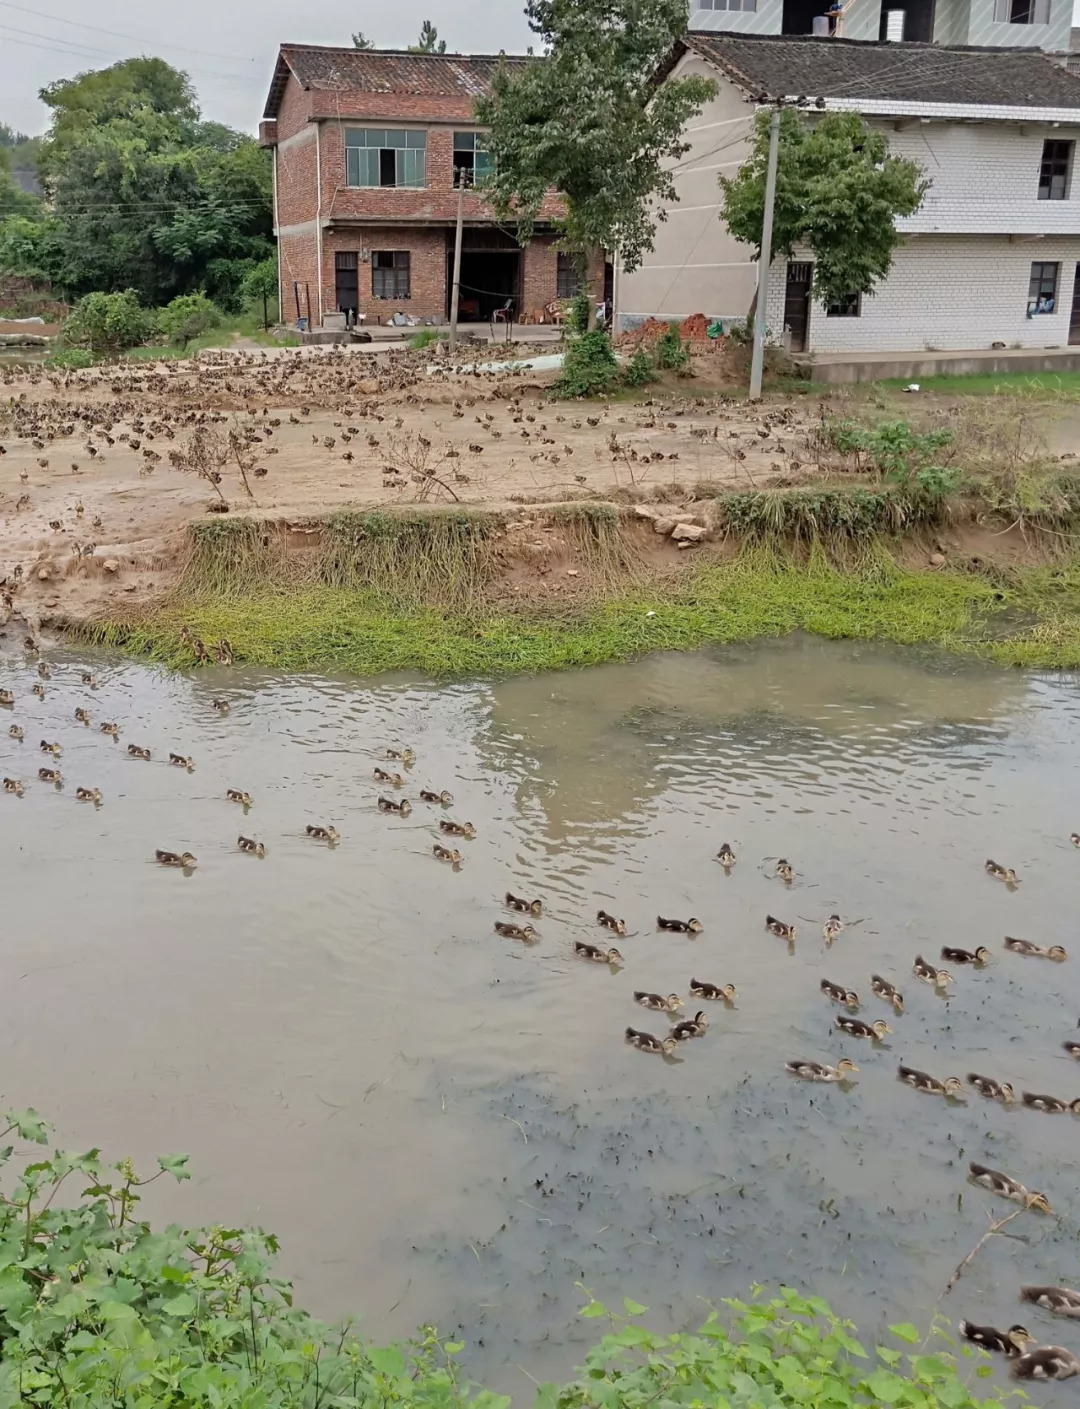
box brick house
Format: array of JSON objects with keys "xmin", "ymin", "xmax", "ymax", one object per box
[{"xmin": 259, "ymin": 45, "xmax": 585, "ymax": 329}]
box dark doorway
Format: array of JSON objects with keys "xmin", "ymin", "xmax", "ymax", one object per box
[
  {"xmin": 1070, "ymin": 264, "xmax": 1080, "ymax": 346},
  {"xmin": 335, "ymin": 252, "xmax": 359, "ymax": 317},
  {"xmin": 877, "ymin": 0, "xmax": 935, "ymax": 40},
  {"xmin": 783, "ymin": 262, "xmax": 813, "ymax": 353},
  {"xmin": 449, "ymin": 250, "xmax": 522, "ymax": 321},
  {"xmin": 782, "ymin": 0, "xmax": 827, "ymax": 32}
]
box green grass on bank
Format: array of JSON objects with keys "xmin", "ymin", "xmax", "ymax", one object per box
[
  {"xmin": 84, "ymin": 555, "xmax": 1080, "ymax": 677},
  {"xmin": 872, "ymin": 370, "xmax": 1080, "ymax": 398}
]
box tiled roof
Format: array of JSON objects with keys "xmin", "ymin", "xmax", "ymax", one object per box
[{"xmin": 680, "ymin": 32, "xmax": 1080, "ymax": 109}]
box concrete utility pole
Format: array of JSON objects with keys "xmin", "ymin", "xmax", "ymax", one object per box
[
  {"xmin": 449, "ymin": 170, "xmax": 467, "ymax": 351},
  {"xmin": 749, "ymin": 105, "xmax": 781, "ymax": 402}
]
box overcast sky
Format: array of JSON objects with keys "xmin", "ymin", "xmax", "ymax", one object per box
[{"xmin": 0, "ymin": 0, "xmax": 535, "ymax": 137}]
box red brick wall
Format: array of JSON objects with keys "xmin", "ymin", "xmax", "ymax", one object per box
[
  {"xmin": 276, "ymin": 71, "xmax": 314, "ymax": 142},
  {"xmin": 280, "ymin": 228, "xmax": 320, "ymax": 324}
]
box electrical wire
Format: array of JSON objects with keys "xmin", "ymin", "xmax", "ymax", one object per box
[{"xmin": 0, "ymin": 0, "xmax": 257, "ymax": 63}]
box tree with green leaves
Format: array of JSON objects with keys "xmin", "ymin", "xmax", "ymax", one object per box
[
  {"xmin": 720, "ymin": 108, "xmax": 927, "ymax": 310},
  {"xmin": 0, "ymin": 123, "xmax": 29, "ymax": 148},
  {"xmin": 410, "ymin": 20, "xmax": 447, "ymax": 53},
  {"xmin": 476, "ymin": 0, "xmax": 715, "ymax": 323},
  {"xmin": 352, "ymin": 30, "xmax": 375, "ymax": 49},
  {"xmin": 0, "ymin": 148, "xmax": 37, "ymax": 221}
]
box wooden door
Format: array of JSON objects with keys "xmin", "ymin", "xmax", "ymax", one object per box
[
  {"xmin": 1070, "ymin": 264, "xmax": 1080, "ymax": 346},
  {"xmin": 783, "ymin": 262, "xmax": 813, "ymax": 353},
  {"xmin": 335, "ymin": 252, "xmax": 359, "ymax": 315}
]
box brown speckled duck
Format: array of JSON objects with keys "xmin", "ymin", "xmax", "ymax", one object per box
[
  {"xmin": 505, "ymin": 892, "xmax": 542, "ymax": 916},
  {"xmin": 575, "ymin": 941, "xmax": 623, "ymax": 966},
  {"xmin": 871, "ymin": 975, "xmax": 905, "ymax": 1013},
  {"xmin": 626, "ymin": 1027, "xmax": 678, "ymax": 1056},
  {"xmin": 968, "ymin": 1162, "xmax": 1052, "ymax": 1211}
]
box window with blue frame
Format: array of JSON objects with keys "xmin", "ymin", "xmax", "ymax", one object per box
[
  {"xmin": 345, "ymin": 129, "xmax": 427, "ymax": 188},
  {"xmin": 453, "ymin": 132, "xmax": 494, "ymax": 188}
]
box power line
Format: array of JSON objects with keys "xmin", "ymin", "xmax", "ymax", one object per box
[{"xmin": 0, "ymin": 0, "xmax": 257, "ymax": 63}]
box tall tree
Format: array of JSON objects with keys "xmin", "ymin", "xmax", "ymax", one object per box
[
  {"xmin": 410, "ymin": 21, "xmax": 446, "ymax": 52},
  {"xmin": 476, "ymin": 0, "xmax": 714, "ymax": 318},
  {"xmin": 0, "ymin": 123, "xmax": 30, "ymax": 148},
  {"xmin": 720, "ymin": 109, "xmax": 927, "ymax": 309},
  {"xmin": 351, "ymin": 31, "xmax": 375, "ymax": 49}
]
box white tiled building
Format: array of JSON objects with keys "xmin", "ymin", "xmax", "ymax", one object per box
[{"xmin": 616, "ymin": 34, "xmax": 1080, "ymax": 354}]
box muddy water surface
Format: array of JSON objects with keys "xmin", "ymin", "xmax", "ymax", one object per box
[{"xmin": 1, "ymin": 636, "xmax": 1078, "ymax": 1390}]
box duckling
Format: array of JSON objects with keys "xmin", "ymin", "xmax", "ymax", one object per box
[
  {"xmin": 81, "ymin": 673, "xmax": 97, "ymax": 687},
  {"xmin": 823, "ymin": 914, "xmax": 844, "ymax": 943},
  {"xmin": 634, "ymin": 991, "xmax": 684, "ymax": 1012},
  {"xmin": 38, "ymin": 739, "xmax": 61, "ymax": 756},
  {"xmin": 1021, "ymin": 1287, "xmax": 1080, "ymax": 1316},
  {"xmin": 626, "ymin": 1027, "xmax": 678, "ymax": 1056},
  {"xmin": 575, "ymin": 941, "xmax": 624, "ymax": 965},
  {"xmin": 237, "ymin": 836, "xmax": 266, "ymax": 858},
  {"xmin": 1063, "ymin": 1041, "xmax": 1080, "ymax": 1059},
  {"xmin": 373, "ymin": 766, "xmax": 403, "ymax": 785},
  {"xmin": 967, "ymin": 1073, "xmax": 1015, "ymax": 1102},
  {"xmin": 420, "ymin": 788, "xmax": 453, "ymax": 804},
  {"xmin": 127, "ymin": 744, "xmax": 151, "ymax": 761},
  {"xmin": 439, "ymin": 819, "xmax": 475, "ymax": 838},
  {"xmin": 433, "ymin": 844, "xmax": 462, "ymax": 864},
  {"xmin": 898, "ymin": 1065, "xmax": 964, "ymax": 1096},
  {"xmin": 74, "ymin": 708, "xmax": 90, "ymax": 725},
  {"xmin": 37, "ymin": 767, "xmax": 61, "ymax": 784},
  {"xmin": 75, "ymin": 787, "xmax": 102, "ymax": 804},
  {"xmin": 36, "ymin": 661, "xmax": 51, "ymax": 680},
  {"xmin": 765, "ymin": 914, "xmax": 796, "ymax": 941},
  {"xmin": 1005, "ymin": 936, "xmax": 1068, "ymax": 961},
  {"xmin": 156, "ymin": 849, "xmax": 197, "ymax": 869},
  {"xmin": 377, "ymin": 796, "xmax": 412, "ymax": 816},
  {"xmin": 776, "ymin": 858, "xmax": 795, "ymax": 883},
  {"xmin": 786, "ymin": 1057, "xmax": 859, "ymax": 1082},
  {"xmin": 211, "ymin": 698, "xmax": 230, "ymax": 714},
  {"xmin": 942, "ymin": 945, "xmax": 990, "ymax": 965},
  {"xmin": 657, "ymin": 916, "xmax": 703, "ymax": 934},
  {"xmin": 495, "ymin": 920, "xmax": 537, "ymax": 943},
  {"xmin": 913, "ymin": 954, "xmax": 953, "ymax": 988},
  {"xmin": 385, "ymin": 747, "xmax": 415, "ymax": 764},
  {"xmin": 7, "ymin": 725, "xmax": 22, "ymax": 742},
  {"xmin": 597, "ymin": 909, "xmax": 627, "ymax": 936},
  {"xmin": 821, "ymin": 978, "xmax": 860, "ymax": 1010},
  {"xmin": 100, "ymin": 722, "xmax": 119, "ymax": 736},
  {"xmin": 871, "ymin": 975, "xmax": 905, "ymax": 1013},
  {"xmin": 0, "ymin": 690, "xmax": 13, "ymax": 707},
  {"xmin": 31, "ymin": 683, "xmax": 45, "ymax": 699},
  {"xmin": 1072, "ymin": 833, "xmax": 1080, "ymax": 848},
  {"xmin": 505, "ymin": 892, "xmax": 542, "ymax": 916},
  {"xmin": 2, "ymin": 777, "xmax": 24, "ymax": 796},
  {"xmin": 670, "ymin": 1010, "xmax": 708, "ymax": 1041},
  {"xmin": 306, "ymin": 825, "xmax": 340, "ymax": 843},
  {"xmin": 1022, "ymin": 1091, "xmax": 1080, "ymax": 1114},
  {"xmin": 968, "ymin": 1162, "xmax": 1053, "ymax": 1211},
  {"xmin": 1011, "ymin": 1346, "xmax": 1080, "ymax": 1381},
  {"xmin": 690, "ymin": 978, "xmax": 737, "ymax": 1002},
  {"xmin": 985, "ymin": 858, "xmax": 1018, "ymax": 884},
  {"xmin": 959, "ymin": 1323, "xmax": 1034, "ymax": 1357},
  {"xmin": 169, "ymin": 753, "xmax": 195, "ymax": 772},
  {"xmin": 835, "ymin": 1015, "xmax": 890, "ymax": 1041},
  {"xmin": 215, "ymin": 638, "xmax": 235, "ymax": 666},
  {"xmin": 716, "ymin": 843, "xmax": 736, "ymax": 868},
  {"xmin": 226, "ymin": 789, "xmax": 252, "ymax": 807}
]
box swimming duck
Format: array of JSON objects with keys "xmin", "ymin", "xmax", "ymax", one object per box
[
  {"xmin": 626, "ymin": 1027, "xmax": 678, "ymax": 1056},
  {"xmin": 215, "ymin": 638, "xmax": 235, "ymax": 666},
  {"xmin": 871, "ymin": 976, "xmax": 905, "ymax": 1013},
  {"xmin": 238, "ymin": 836, "xmax": 266, "ymax": 858},
  {"xmin": 505, "ymin": 892, "xmax": 542, "ymax": 916},
  {"xmin": 212, "ymin": 698, "xmax": 230, "ymax": 714},
  {"xmin": 385, "ymin": 747, "xmax": 415, "ymax": 764},
  {"xmin": 959, "ymin": 1323, "xmax": 1033, "ymax": 1357},
  {"xmin": 495, "ymin": 921, "xmax": 537, "ymax": 943},
  {"xmin": 377, "ymin": 796, "xmax": 412, "ymax": 816},
  {"xmin": 776, "ymin": 858, "xmax": 795, "ymax": 883},
  {"xmin": 127, "ymin": 745, "xmax": 151, "ymax": 761},
  {"xmin": 439, "ymin": 819, "xmax": 475, "ymax": 838},
  {"xmin": 942, "ymin": 946, "xmax": 990, "ymax": 965},
  {"xmin": 1063, "ymin": 1041, "xmax": 1080, "ymax": 1060},
  {"xmin": 985, "ymin": 858, "xmax": 1018, "ymax": 884},
  {"xmin": 0, "ymin": 690, "xmax": 13, "ymax": 706},
  {"xmin": 898, "ymin": 1065, "xmax": 963, "ymax": 1096},
  {"xmin": 36, "ymin": 662, "xmax": 51, "ymax": 680},
  {"xmin": 821, "ymin": 979, "xmax": 860, "ymax": 1010},
  {"xmin": 967, "ymin": 1073, "xmax": 1015, "ymax": 1102},
  {"xmin": 913, "ymin": 955, "xmax": 953, "ymax": 988},
  {"xmin": 1072, "ymin": 833, "xmax": 1080, "ymax": 848},
  {"xmin": 7, "ymin": 725, "xmax": 22, "ymax": 742},
  {"xmin": 373, "ymin": 766, "xmax": 403, "ymax": 785},
  {"xmin": 2, "ymin": 777, "xmax": 24, "ymax": 796},
  {"xmin": 765, "ymin": 915, "xmax": 796, "ymax": 941},
  {"xmin": 1005, "ymin": 937, "xmax": 1068, "ymax": 961},
  {"xmin": 191, "ymin": 638, "xmax": 212, "ymax": 666},
  {"xmin": 420, "ymin": 789, "xmax": 453, "ymax": 805},
  {"xmin": 835, "ymin": 1015, "xmax": 890, "ymax": 1041},
  {"xmin": 690, "ymin": 978, "xmax": 737, "ymax": 1002},
  {"xmin": 31, "ymin": 683, "xmax": 45, "ymax": 699},
  {"xmin": 575, "ymin": 941, "xmax": 624, "ymax": 965},
  {"xmin": 81, "ymin": 673, "xmax": 97, "ymax": 687},
  {"xmin": 433, "ymin": 844, "xmax": 462, "ymax": 864},
  {"xmin": 597, "ymin": 910, "xmax": 627, "ymax": 936},
  {"xmin": 306, "ymin": 825, "xmax": 340, "ymax": 843},
  {"xmin": 634, "ymin": 991, "xmax": 684, "ymax": 1012},
  {"xmin": 169, "ymin": 753, "xmax": 195, "ymax": 772},
  {"xmin": 100, "ymin": 722, "xmax": 119, "ymax": 736},
  {"xmin": 786, "ymin": 1058, "xmax": 858, "ymax": 1082},
  {"xmin": 37, "ymin": 767, "xmax": 61, "ymax": 784},
  {"xmin": 1020, "ymin": 1287, "xmax": 1080, "ymax": 1317},
  {"xmin": 1011, "ymin": 1346, "xmax": 1080, "ymax": 1381},
  {"xmin": 968, "ymin": 1162, "xmax": 1052, "ymax": 1211},
  {"xmin": 39, "ymin": 740, "xmax": 61, "ymax": 756},
  {"xmin": 156, "ymin": 850, "xmax": 197, "ymax": 868},
  {"xmin": 1021, "ymin": 1091, "xmax": 1080, "ymax": 1114},
  {"xmin": 226, "ymin": 789, "xmax": 252, "ymax": 807},
  {"xmin": 657, "ymin": 916, "xmax": 703, "ymax": 934},
  {"xmin": 22, "ymin": 638, "xmax": 36, "ymax": 655},
  {"xmin": 74, "ymin": 708, "xmax": 90, "ymax": 725},
  {"xmin": 716, "ymin": 843, "xmax": 736, "ymax": 869},
  {"xmin": 671, "ymin": 1011, "xmax": 708, "ymax": 1040},
  {"xmin": 75, "ymin": 787, "xmax": 102, "ymax": 804},
  {"xmin": 823, "ymin": 914, "xmax": 844, "ymax": 943}
]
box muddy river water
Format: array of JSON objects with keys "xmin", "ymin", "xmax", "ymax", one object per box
[{"xmin": 1, "ymin": 635, "xmax": 1078, "ymax": 1390}]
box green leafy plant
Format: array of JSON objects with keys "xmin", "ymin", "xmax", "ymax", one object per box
[
  {"xmin": 61, "ymin": 289, "xmax": 153, "ymax": 355},
  {"xmin": 655, "ymin": 322, "xmax": 691, "ymax": 373},
  {"xmin": 555, "ymin": 328, "xmax": 619, "ymax": 398},
  {"xmin": 822, "ymin": 416, "xmax": 957, "ymax": 492},
  {"xmin": 410, "ymin": 328, "xmax": 447, "ymax": 351},
  {"xmin": 621, "ymin": 341, "xmax": 657, "ymax": 387},
  {"xmin": 156, "ymin": 291, "xmax": 221, "ymax": 347},
  {"xmin": 565, "ymin": 291, "xmax": 591, "ymax": 335},
  {"xmin": 45, "ymin": 346, "xmax": 95, "ymax": 370}
]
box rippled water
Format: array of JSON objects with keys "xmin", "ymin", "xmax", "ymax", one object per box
[{"xmin": 1, "ymin": 636, "xmax": 1078, "ymax": 1391}]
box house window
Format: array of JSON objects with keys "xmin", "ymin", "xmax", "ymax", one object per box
[
  {"xmin": 372, "ymin": 251, "xmax": 410, "ymax": 299},
  {"xmin": 345, "ymin": 130, "xmax": 427, "ymax": 188},
  {"xmin": 1027, "ymin": 261, "xmax": 1059, "ymax": 315},
  {"xmin": 826, "ymin": 292, "xmax": 861, "ymax": 317},
  {"xmin": 698, "ymin": 0, "xmax": 758, "ymax": 11},
  {"xmin": 993, "ymin": 0, "xmax": 1050, "ymax": 22},
  {"xmin": 453, "ymin": 132, "xmax": 494, "ymax": 188},
  {"xmin": 556, "ymin": 253, "xmax": 581, "ymax": 299},
  {"xmin": 1039, "ymin": 139, "xmax": 1073, "ymax": 200}
]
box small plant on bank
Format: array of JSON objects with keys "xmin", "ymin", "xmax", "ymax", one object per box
[
  {"xmin": 555, "ymin": 328, "xmax": 620, "ymax": 399},
  {"xmin": 45, "ymin": 346, "xmax": 95, "ymax": 370},
  {"xmin": 410, "ymin": 328, "xmax": 447, "ymax": 351},
  {"xmin": 621, "ymin": 341, "xmax": 657, "ymax": 388},
  {"xmin": 565, "ymin": 290, "xmax": 592, "ymax": 335},
  {"xmin": 821, "ymin": 416, "xmax": 958, "ymax": 494},
  {"xmin": 61, "ymin": 289, "xmax": 154, "ymax": 356},
  {"xmin": 655, "ymin": 321, "xmax": 691, "ymax": 374},
  {"xmin": 156, "ymin": 292, "xmax": 222, "ymax": 348}
]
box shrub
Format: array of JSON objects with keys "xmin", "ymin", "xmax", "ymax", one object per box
[
  {"xmin": 45, "ymin": 347, "xmax": 95, "ymax": 370},
  {"xmin": 410, "ymin": 328, "xmax": 447, "ymax": 351},
  {"xmin": 566, "ymin": 290, "xmax": 591, "ymax": 335},
  {"xmin": 621, "ymin": 341, "xmax": 656, "ymax": 388},
  {"xmin": 555, "ymin": 328, "xmax": 619, "ymax": 398},
  {"xmin": 157, "ymin": 292, "xmax": 221, "ymax": 347},
  {"xmin": 61, "ymin": 289, "xmax": 153, "ymax": 356},
  {"xmin": 822, "ymin": 416, "xmax": 957, "ymax": 493},
  {"xmin": 655, "ymin": 321, "xmax": 691, "ymax": 373}
]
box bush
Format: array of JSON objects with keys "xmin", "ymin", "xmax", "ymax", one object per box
[
  {"xmin": 621, "ymin": 341, "xmax": 656, "ymax": 388},
  {"xmin": 555, "ymin": 329, "xmax": 619, "ymax": 398},
  {"xmin": 822, "ymin": 417, "xmax": 958, "ymax": 493},
  {"xmin": 410, "ymin": 328, "xmax": 447, "ymax": 351},
  {"xmin": 655, "ymin": 321, "xmax": 691, "ymax": 373},
  {"xmin": 46, "ymin": 347, "xmax": 95, "ymax": 370},
  {"xmin": 157, "ymin": 292, "xmax": 221, "ymax": 347},
  {"xmin": 61, "ymin": 290, "xmax": 153, "ymax": 356},
  {"xmin": 566, "ymin": 289, "xmax": 591, "ymax": 335}
]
